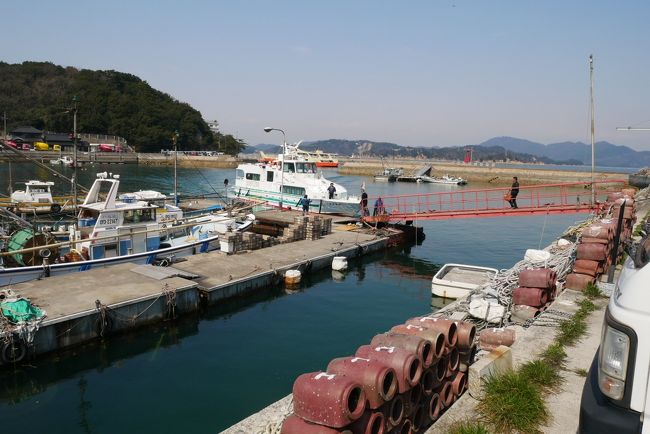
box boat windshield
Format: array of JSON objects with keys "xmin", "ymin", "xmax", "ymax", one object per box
[{"xmin": 295, "ymin": 162, "xmax": 316, "ymax": 173}]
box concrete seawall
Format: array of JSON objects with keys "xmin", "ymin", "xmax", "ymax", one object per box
[
  {"xmin": 339, "ymin": 159, "xmax": 630, "ymax": 186},
  {"xmin": 137, "ymin": 153, "xmax": 239, "ymax": 168}
]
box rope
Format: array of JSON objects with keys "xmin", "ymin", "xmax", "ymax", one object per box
[{"xmin": 163, "ymin": 283, "xmax": 177, "ymax": 320}]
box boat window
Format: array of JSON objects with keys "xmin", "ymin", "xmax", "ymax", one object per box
[
  {"xmin": 245, "ymin": 173, "xmax": 261, "ymax": 181},
  {"xmin": 283, "ymin": 163, "xmax": 295, "ymax": 173},
  {"xmin": 296, "ymin": 162, "xmax": 315, "ymax": 173},
  {"xmin": 282, "ymin": 185, "xmax": 305, "ymax": 196},
  {"xmin": 236, "ymin": 169, "xmax": 244, "ymax": 179},
  {"xmin": 267, "ymin": 171, "xmax": 274, "ymax": 182},
  {"xmin": 124, "ymin": 208, "xmax": 155, "ymax": 223}
]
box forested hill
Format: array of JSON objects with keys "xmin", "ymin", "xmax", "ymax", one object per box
[{"xmin": 0, "ymin": 61, "xmax": 244, "ymax": 153}]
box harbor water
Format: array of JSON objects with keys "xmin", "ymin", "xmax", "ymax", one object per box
[{"xmin": 0, "ymin": 164, "xmax": 587, "ymax": 433}]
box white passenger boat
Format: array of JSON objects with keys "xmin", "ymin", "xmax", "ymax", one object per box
[
  {"xmin": 232, "ymin": 142, "xmax": 360, "ymax": 215},
  {"xmin": 0, "ymin": 173, "xmax": 253, "ymax": 286},
  {"xmin": 431, "ymin": 263, "xmax": 498, "ymax": 299}
]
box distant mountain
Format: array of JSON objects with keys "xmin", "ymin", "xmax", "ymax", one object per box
[
  {"xmin": 246, "ymin": 136, "xmax": 647, "ymax": 168},
  {"xmin": 481, "ymin": 136, "xmax": 650, "ymax": 168},
  {"xmin": 255, "ymin": 139, "xmax": 578, "ymax": 165}
]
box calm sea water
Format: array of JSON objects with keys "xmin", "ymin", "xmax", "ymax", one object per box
[{"xmin": 0, "ymin": 164, "xmax": 585, "ymax": 433}]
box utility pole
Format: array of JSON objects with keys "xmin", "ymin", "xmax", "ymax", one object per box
[
  {"xmin": 2, "ymin": 111, "xmax": 7, "ymax": 140},
  {"xmin": 589, "ymin": 55, "xmax": 596, "ymax": 205}
]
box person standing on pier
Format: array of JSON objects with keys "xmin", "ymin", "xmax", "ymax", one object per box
[
  {"xmin": 373, "ymin": 196, "xmax": 385, "ymax": 216},
  {"xmin": 298, "ymin": 195, "xmax": 311, "ymax": 215},
  {"xmin": 509, "ymin": 176, "xmax": 520, "ymax": 209},
  {"xmin": 360, "ymin": 189, "xmax": 369, "ymax": 216},
  {"xmin": 327, "ymin": 182, "xmax": 336, "ymax": 199}
]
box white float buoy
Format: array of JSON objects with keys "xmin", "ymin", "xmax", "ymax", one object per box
[
  {"xmin": 285, "ymin": 269, "xmax": 302, "ymax": 285},
  {"xmin": 332, "ymin": 256, "xmax": 348, "ymax": 271}
]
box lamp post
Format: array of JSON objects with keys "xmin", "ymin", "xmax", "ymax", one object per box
[
  {"xmin": 263, "ymin": 127, "xmax": 286, "ymax": 209},
  {"xmin": 72, "ymin": 96, "xmax": 79, "ymax": 211},
  {"xmin": 589, "ymin": 55, "xmax": 595, "ymax": 205},
  {"xmin": 173, "ymin": 130, "xmax": 179, "ymax": 206}
]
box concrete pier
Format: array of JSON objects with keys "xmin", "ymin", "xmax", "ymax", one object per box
[{"xmin": 1, "ymin": 227, "xmax": 387, "ymax": 366}]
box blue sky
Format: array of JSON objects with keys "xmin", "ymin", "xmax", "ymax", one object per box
[{"xmin": 5, "ymin": 0, "xmax": 650, "ymax": 150}]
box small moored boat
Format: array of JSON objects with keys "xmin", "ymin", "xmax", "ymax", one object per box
[{"xmin": 431, "ymin": 263, "xmax": 498, "ymax": 299}]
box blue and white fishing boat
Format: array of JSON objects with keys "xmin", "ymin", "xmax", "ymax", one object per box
[{"xmin": 0, "ymin": 173, "xmax": 254, "ymax": 286}]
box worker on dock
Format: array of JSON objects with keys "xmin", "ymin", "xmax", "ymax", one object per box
[
  {"xmin": 373, "ymin": 196, "xmax": 385, "ymax": 216},
  {"xmin": 360, "ymin": 190, "xmax": 369, "ymax": 216},
  {"xmin": 509, "ymin": 176, "xmax": 519, "ymax": 209},
  {"xmin": 297, "ymin": 195, "xmax": 311, "ymax": 215},
  {"xmin": 327, "ymin": 183, "xmax": 336, "ymax": 199}
]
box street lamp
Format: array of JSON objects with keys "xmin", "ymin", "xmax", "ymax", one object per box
[
  {"xmin": 589, "ymin": 55, "xmax": 595, "ymax": 205},
  {"xmin": 263, "ymin": 127, "xmax": 286, "ymax": 209},
  {"xmin": 173, "ymin": 130, "xmax": 179, "ymax": 206}
]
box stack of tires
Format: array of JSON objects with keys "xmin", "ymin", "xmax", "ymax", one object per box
[{"xmin": 282, "ymin": 318, "xmax": 477, "ymax": 434}]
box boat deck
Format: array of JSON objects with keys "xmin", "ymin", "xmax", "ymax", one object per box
[{"xmin": 439, "ymin": 266, "xmax": 496, "ymax": 285}]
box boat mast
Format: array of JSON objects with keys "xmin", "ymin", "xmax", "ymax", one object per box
[{"xmin": 589, "ymin": 55, "xmax": 596, "ymax": 205}]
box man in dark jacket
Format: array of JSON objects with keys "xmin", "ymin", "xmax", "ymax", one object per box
[
  {"xmin": 509, "ymin": 176, "xmax": 520, "ymax": 208},
  {"xmin": 327, "ymin": 183, "xmax": 336, "ymax": 199}
]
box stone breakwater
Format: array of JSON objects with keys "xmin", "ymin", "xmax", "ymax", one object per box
[
  {"xmin": 137, "ymin": 153, "xmax": 239, "ymax": 168},
  {"xmin": 338, "ymin": 159, "xmax": 629, "ymax": 186}
]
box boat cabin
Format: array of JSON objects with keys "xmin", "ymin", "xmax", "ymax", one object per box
[
  {"xmin": 10, "ymin": 180, "xmax": 55, "ymax": 204},
  {"xmin": 77, "ymin": 173, "xmax": 162, "ymax": 259}
]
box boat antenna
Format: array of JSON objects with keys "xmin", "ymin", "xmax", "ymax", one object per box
[{"xmin": 589, "ymin": 54, "xmax": 596, "ymax": 205}]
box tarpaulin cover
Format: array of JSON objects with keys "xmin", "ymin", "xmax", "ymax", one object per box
[{"xmin": 1, "ymin": 299, "xmax": 44, "ymax": 323}]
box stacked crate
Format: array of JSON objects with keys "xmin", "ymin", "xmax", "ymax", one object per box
[
  {"xmin": 241, "ymin": 232, "xmax": 263, "ymax": 250},
  {"xmin": 281, "ymin": 317, "xmax": 477, "ymax": 434},
  {"xmin": 321, "ymin": 217, "xmax": 333, "ymax": 236},
  {"xmin": 306, "ymin": 216, "xmax": 323, "ymax": 240}
]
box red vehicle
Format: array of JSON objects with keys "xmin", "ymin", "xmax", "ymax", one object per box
[
  {"xmin": 3, "ymin": 140, "xmax": 18, "ymax": 149},
  {"xmin": 98, "ymin": 143, "xmax": 121, "ymax": 152}
]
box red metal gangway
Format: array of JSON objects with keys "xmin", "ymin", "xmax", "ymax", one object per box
[{"xmin": 362, "ymin": 180, "xmax": 626, "ymax": 223}]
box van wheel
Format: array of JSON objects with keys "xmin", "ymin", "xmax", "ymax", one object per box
[{"xmin": 51, "ymin": 203, "xmax": 61, "ymax": 213}]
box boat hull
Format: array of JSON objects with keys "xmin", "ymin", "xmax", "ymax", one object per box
[
  {"xmin": 0, "ymin": 235, "xmax": 220, "ymax": 287},
  {"xmin": 431, "ymin": 263, "xmax": 498, "ymax": 299},
  {"xmin": 316, "ymin": 161, "xmax": 338, "ymax": 168}
]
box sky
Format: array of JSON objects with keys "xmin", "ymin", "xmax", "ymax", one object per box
[{"xmin": 5, "ymin": 0, "xmax": 650, "ymax": 150}]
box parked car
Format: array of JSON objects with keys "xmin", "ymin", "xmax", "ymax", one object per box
[{"xmin": 33, "ymin": 141, "xmax": 50, "ymax": 151}]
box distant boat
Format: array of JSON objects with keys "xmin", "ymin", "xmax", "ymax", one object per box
[
  {"xmin": 49, "ymin": 155, "xmax": 76, "ymax": 167},
  {"xmin": 431, "ymin": 263, "xmax": 498, "ymax": 299},
  {"xmin": 374, "ymin": 168, "xmax": 403, "ymax": 182},
  {"xmin": 420, "ymin": 174, "xmax": 467, "ymax": 185},
  {"xmin": 9, "ymin": 180, "xmax": 64, "ymax": 214}
]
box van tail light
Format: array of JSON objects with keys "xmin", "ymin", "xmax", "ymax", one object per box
[{"xmin": 598, "ymin": 325, "xmax": 631, "ymax": 400}]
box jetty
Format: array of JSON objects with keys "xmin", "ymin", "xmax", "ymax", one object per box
[{"xmin": 0, "ymin": 211, "xmax": 409, "ymax": 366}]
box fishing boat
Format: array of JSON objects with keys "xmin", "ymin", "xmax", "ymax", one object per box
[
  {"xmin": 232, "ymin": 142, "xmax": 359, "ymax": 215},
  {"xmin": 374, "ymin": 168, "xmax": 403, "ymax": 182},
  {"xmin": 0, "ymin": 173, "xmax": 254, "ymax": 286},
  {"xmin": 420, "ymin": 174, "xmax": 467, "ymax": 185},
  {"xmin": 431, "ymin": 263, "xmax": 498, "ymax": 299},
  {"xmin": 8, "ymin": 181, "xmax": 64, "ymax": 214}
]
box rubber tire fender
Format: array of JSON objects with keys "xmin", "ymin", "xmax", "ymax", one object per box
[{"xmin": 1, "ymin": 338, "xmax": 27, "ymax": 364}]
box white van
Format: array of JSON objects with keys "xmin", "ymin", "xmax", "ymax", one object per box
[{"xmin": 579, "ymin": 231, "xmax": 650, "ymax": 433}]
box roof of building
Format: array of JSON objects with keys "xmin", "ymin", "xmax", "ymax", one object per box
[{"xmin": 10, "ymin": 126, "xmax": 43, "ymax": 134}]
